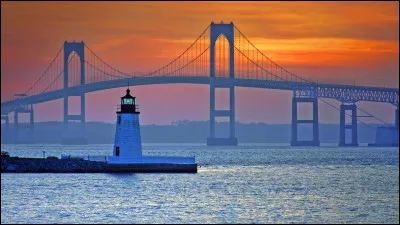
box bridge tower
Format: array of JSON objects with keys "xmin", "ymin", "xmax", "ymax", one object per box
[
  {"xmin": 63, "ymin": 41, "xmax": 87, "ymax": 145},
  {"xmin": 207, "ymin": 21, "xmax": 238, "ymax": 146},
  {"xmin": 339, "ymin": 102, "xmax": 358, "ymax": 146},
  {"xmin": 291, "ymin": 87, "xmax": 320, "ymax": 146}
]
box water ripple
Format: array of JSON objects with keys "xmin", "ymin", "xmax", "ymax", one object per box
[{"xmin": 1, "ymin": 144, "xmax": 399, "ymax": 223}]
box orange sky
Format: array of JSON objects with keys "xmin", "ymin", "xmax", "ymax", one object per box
[{"xmin": 1, "ymin": 1, "xmax": 399, "ymax": 124}]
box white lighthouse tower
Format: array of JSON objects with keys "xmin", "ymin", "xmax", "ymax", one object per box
[{"xmin": 110, "ymin": 88, "xmax": 142, "ymax": 163}]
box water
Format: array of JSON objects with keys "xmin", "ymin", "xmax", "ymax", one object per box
[{"xmin": 1, "ymin": 144, "xmax": 399, "ymax": 224}]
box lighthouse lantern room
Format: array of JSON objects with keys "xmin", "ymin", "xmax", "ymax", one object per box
[{"xmin": 112, "ymin": 88, "xmax": 143, "ymax": 163}]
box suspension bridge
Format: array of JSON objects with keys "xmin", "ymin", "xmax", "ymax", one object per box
[{"xmin": 1, "ymin": 22, "xmax": 399, "ymax": 146}]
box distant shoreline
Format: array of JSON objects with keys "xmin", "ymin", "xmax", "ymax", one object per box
[{"xmin": 1, "ymin": 120, "xmax": 383, "ymax": 144}]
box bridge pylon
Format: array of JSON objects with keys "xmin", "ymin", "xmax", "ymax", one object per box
[
  {"xmin": 291, "ymin": 87, "xmax": 320, "ymax": 146},
  {"xmin": 207, "ymin": 21, "xmax": 238, "ymax": 146},
  {"xmin": 339, "ymin": 102, "xmax": 358, "ymax": 147},
  {"xmin": 62, "ymin": 41, "xmax": 87, "ymax": 145}
]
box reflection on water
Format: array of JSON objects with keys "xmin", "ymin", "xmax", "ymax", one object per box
[{"xmin": 1, "ymin": 144, "xmax": 399, "ymax": 224}]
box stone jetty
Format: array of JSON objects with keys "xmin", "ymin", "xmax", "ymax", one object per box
[{"xmin": 1, "ymin": 157, "xmax": 197, "ymax": 173}]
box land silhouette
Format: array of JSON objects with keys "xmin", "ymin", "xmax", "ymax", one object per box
[{"xmin": 1, "ymin": 120, "xmax": 381, "ymax": 144}]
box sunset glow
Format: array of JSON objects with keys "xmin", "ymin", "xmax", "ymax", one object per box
[{"xmin": 1, "ymin": 1, "xmax": 398, "ymax": 124}]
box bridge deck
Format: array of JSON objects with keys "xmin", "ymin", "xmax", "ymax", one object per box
[{"xmin": 1, "ymin": 76, "xmax": 399, "ymax": 113}]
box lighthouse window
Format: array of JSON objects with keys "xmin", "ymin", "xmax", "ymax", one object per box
[
  {"xmin": 118, "ymin": 116, "xmax": 121, "ymax": 124},
  {"xmin": 124, "ymin": 99, "xmax": 133, "ymax": 104}
]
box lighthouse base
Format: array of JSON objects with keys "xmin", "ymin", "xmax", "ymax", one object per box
[
  {"xmin": 107, "ymin": 156, "xmax": 195, "ymax": 164},
  {"xmin": 106, "ymin": 156, "xmax": 197, "ymax": 173},
  {"xmin": 106, "ymin": 163, "xmax": 197, "ymax": 173}
]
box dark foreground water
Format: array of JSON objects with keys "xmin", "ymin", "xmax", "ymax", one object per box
[{"xmin": 1, "ymin": 144, "xmax": 399, "ymax": 224}]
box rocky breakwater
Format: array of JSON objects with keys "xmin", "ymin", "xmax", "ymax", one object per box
[
  {"xmin": 1, "ymin": 157, "xmax": 197, "ymax": 173},
  {"xmin": 1, "ymin": 157, "xmax": 107, "ymax": 173}
]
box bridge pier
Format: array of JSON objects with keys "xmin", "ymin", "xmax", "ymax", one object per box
[
  {"xmin": 13, "ymin": 104, "xmax": 34, "ymax": 144},
  {"xmin": 63, "ymin": 93, "xmax": 87, "ymax": 145},
  {"xmin": 1, "ymin": 113, "xmax": 11, "ymax": 142},
  {"xmin": 207, "ymin": 83, "xmax": 237, "ymax": 146},
  {"xmin": 339, "ymin": 102, "xmax": 358, "ymax": 147},
  {"xmin": 1, "ymin": 114, "xmax": 9, "ymax": 130},
  {"xmin": 62, "ymin": 41, "xmax": 87, "ymax": 145},
  {"xmin": 291, "ymin": 93, "xmax": 320, "ymax": 146},
  {"xmin": 368, "ymin": 104, "xmax": 399, "ymax": 147},
  {"xmin": 395, "ymin": 106, "xmax": 399, "ymax": 130}
]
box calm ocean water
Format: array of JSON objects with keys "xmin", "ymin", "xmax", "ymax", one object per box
[{"xmin": 1, "ymin": 144, "xmax": 399, "ymax": 224}]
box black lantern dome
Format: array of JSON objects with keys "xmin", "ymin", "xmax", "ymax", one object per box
[{"xmin": 117, "ymin": 88, "xmax": 139, "ymax": 114}]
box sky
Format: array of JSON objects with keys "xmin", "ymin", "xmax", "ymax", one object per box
[{"xmin": 1, "ymin": 1, "xmax": 399, "ymax": 125}]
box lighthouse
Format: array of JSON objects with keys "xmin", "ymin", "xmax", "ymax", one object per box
[
  {"xmin": 112, "ymin": 87, "xmax": 142, "ymax": 162},
  {"xmin": 106, "ymin": 87, "xmax": 196, "ymax": 172}
]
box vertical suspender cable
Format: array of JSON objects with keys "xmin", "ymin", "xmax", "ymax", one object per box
[
  {"xmin": 217, "ymin": 38, "xmax": 221, "ymax": 75},
  {"xmin": 203, "ymin": 34, "xmax": 205, "ymax": 76},
  {"xmin": 203, "ymin": 35, "xmax": 205, "ymax": 76},
  {"xmin": 95, "ymin": 54, "xmax": 97, "ymax": 81},
  {"xmin": 50, "ymin": 57, "xmax": 53, "ymax": 92},
  {"xmin": 73, "ymin": 55, "xmax": 75, "ymax": 86},
  {"xmin": 88, "ymin": 54, "xmax": 91, "ymax": 82},
  {"xmin": 74, "ymin": 55, "xmax": 76, "ymax": 86},
  {"xmin": 247, "ymin": 39, "xmax": 249, "ymax": 79},
  {"xmin": 196, "ymin": 39, "xmax": 198, "ymax": 76},
  {"xmin": 70, "ymin": 55, "xmax": 72, "ymax": 87},
  {"xmin": 90, "ymin": 51, "xmax": 92, "ymax": 83},
  {"xmin": 257, "ymin": 49, "xmax": 259, "ymax": 79},
  {"xmin": 239, "ymin": 32, "xmax": 242, "ymax": 78},
  {"xmin": 262, "ymin": 55, "xmax": 264, "ymax": 80},
  {"xmin": 94, "ymin": 54, "xmax": 96, "ymax": 81},
  {"xmin": 75, "ymin": 55, "xmax": 77, "ymax": 86},
  {"xmin": 223, "ymin": 37, "xmax": 225, "ymax": 77},
  {"xmin": 270, "ymin": 62, "xmax": 272, "ymax": 81}
]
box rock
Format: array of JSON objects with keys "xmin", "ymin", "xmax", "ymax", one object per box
[{"xmin": 7, "ymin": 164, "xmax": 17, "ymax": 171}]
